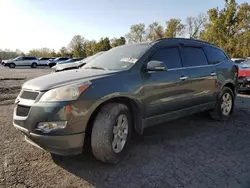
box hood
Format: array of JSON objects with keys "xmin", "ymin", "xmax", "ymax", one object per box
[
  {"xmin": 239, "ymin": 68, "xmax": 250, "ymax": 77},
  {"xmin": 53, "ymin": 62, "xmax": 79, "ymax": 70},
  {"xmin": 23, "ymin": 69, "xmax": 116, "ymax": 91}
]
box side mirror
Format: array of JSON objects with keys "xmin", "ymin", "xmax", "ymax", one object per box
[{"xmin": 146, "ymin": 60, "xmax": 167, "ymax": 71}]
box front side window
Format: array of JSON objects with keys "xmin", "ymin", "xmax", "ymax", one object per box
[
  {"xmin": 148, "ymin": 47, "xmax": 182, "ymax": 69},
  {"xmin": 182, "ymin": 47, "xmax": 208, "ymax": 67},
  {"xmin": 205, "ymin": 46, "xmax": 228, "ymax": 65}
]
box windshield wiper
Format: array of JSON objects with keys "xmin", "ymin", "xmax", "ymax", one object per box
[{"xmin": 85, "ymin": 66, "xmax": 108, "ymax": 70}]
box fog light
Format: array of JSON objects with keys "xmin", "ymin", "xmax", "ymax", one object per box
[{"xmin": 36, "ymin": 121, "xmax": 67, "ymax": 133}]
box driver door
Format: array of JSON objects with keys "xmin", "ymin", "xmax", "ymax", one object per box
[{"xmin": 142, "ymin": 46, "xmax": 192, "ymax": 119}]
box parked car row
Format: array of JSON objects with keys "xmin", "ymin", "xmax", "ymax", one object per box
[
  {"xmin": 1, "ymin": 56, "xmax": 84, "ymax": 68},
  {"xmin": 52, "ymin": 51, "xmax": 105, "ymax": 72}
]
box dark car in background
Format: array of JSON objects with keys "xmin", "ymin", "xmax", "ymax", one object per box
[
  {"xmin": 53, "ymin": 51, "xmax": 105, "ymax": 72},
  {"xmin": 57, "ymin": 57, "xmax": 84, "ymax": 65},
  {"xmin": 47, "ymin": 57, "xmax": 70, "ymax": 67},
  {"xmin": 13, "ymin": 38, "xmax": 238, "ymax": 164}
]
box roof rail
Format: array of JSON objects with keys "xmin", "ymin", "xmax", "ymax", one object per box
[{"xmin": 152, "ymin": 38, "xmax": 215, "ymax": 46}]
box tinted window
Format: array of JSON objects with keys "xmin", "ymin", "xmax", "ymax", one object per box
[
  {"xmin": 39, "ymin": 58, "xmax": 50, "ymax": 60},
  {"xmin": 148, "ymin": 47, "xmax": 182, "ymax": 69},
  {"xmin": 61, "ymin": 58, "xmax": 69, "ymax": 61},
  {"xmin": 24, "ymin": 57, "xmax": 36, "ymax": 60},
  {"xmin": 205, "ymin": 47, "xmax": 228, "ymax": 64},
  {"xmin": 182, "ymin": 47, "xmax": 208, "ymax": 67}
]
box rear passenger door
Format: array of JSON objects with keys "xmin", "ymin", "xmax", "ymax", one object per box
[
  {"xmin": 23, "ymin": 57, "xmax": 30, "ymax": 66},
  {"xmin": 180, "ymin": 46, "xmax": 216, "ymax": 107},
  {"xmin": 142, "ymin": 46, "xmax": 191, "ymax": 118}
]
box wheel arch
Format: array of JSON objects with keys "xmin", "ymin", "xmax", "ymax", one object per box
[
  {"xmin": 223, "ymin": 82, "xmax": 236, "ymax": 96},
  {"xmin": 84, "ymin": 95, "xmax": 144, "ymax": 148}
]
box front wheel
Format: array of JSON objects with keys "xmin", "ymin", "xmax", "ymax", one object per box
[
  {"xmin": 8, "ymin": 63, "xmax": 16, "ymax": 68},
  {"xmin": 91, "ymin": 103, "xmax": 132, "ymax": 163},
  {"xmin": 210, "ymin": 86, "xmax": 235, "ymax": 121},
  {"xmin": 31, "ymin": 63, "xmax": 37, "ymax": 68}
]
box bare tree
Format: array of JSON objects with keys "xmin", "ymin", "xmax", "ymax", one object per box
[
  {"xmin": 147, "ymin": 22, "xmax": 164, "ymax": 41},
  {"xmin": 186, "ymin": 13, "xmax": 207, "ymax": 39}
]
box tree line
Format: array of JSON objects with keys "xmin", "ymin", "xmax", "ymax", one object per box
[{"xmin": 0, "ymin": 0, "xmax": 249, "ymax": 61}]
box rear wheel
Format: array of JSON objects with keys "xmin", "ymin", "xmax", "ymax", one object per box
[
  {"xmin": 9, "ymin": 63, "xmax": 16, "ymax": 68},
  {"xmin": 31, "ymin": 63, "xmax": 37, "ymax": 68},
  {"xmin": 210, "ymin": 86, "xmax": 234, "ymax": 121},
  {"xmin": 91, "ymin": 103, "xmax": 132, "ymax": 163}
]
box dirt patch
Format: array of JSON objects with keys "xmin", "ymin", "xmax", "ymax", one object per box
[{"xmin": 0, "ymin": 86, "xmax": 21, "ymax": 94}]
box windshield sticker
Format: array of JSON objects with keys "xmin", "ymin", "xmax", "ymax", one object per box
[{"xmin": 120, "ymin": 58, "xmax": 138, "ymax": 63}]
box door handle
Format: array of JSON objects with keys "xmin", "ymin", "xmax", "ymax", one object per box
[
  {"xmin": 179, "ymin": 76, "xmax": 189, "ymax": 81},
  {"xmin": 210, "ymin": 72, "xmax": 216, "ymax": 76}
]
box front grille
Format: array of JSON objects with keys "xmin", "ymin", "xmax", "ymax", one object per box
[
  {"xmin": 20, "ymin": 90, "xmax": 39, "ymax": 100},
  {"xmin": 16, "ymin": 105, "xmax": 30, "ymax": 117}
]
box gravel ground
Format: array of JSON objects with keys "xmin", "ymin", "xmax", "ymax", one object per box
[{"xmin": 1, "ymin": 66, "xmax": 250, "ymax": 188}]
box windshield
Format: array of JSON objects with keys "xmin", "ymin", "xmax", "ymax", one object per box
[
  {"xmin": 84, "ymin": 44, "xmax": 149, "ymax": 71},
  {"xmin": 240, "ymin": 59, "xmax": 250, "ymax": 67},
  {"xmin": 79, "ymin": 52, "xmax": 105, "ymax": 65},
  {"xmin": 13, "ymin": 56, "xmax": 22, "ymax": 60},
  {"xmin": 58, "ymin": 59, "xmax": 73, "ymax": 64}
]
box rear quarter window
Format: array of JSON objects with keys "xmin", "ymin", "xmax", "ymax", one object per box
[
  {"xmin": 182, "ymin": 47, "xmax": 208, "ymax": 67},
  {"xmin": 204, "ymin": 46, "xmax": 228, "ymax": 64}
]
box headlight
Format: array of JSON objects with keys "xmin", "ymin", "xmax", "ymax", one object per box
[
  {"xmin": 246, "ymin": 77, "xmax": 250, "ymax": 81},
  {"xmin": 39, "ymin": 81, "xmax": 91, "ymax": 102}
]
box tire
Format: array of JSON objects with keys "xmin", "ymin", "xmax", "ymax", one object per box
[
  {"xmin": 8, "ymin": 63, "xmax": 16, "ymax": 68},
  {"xmin": 31, "ymin": 63, "xmax": 37, "ymax": 68},
  {"xmin": 91, "ymin": 103, "xmax": 132, "ymax": 163},
  {"xmin": 210, "ymin": 86, "xmax": 235, "ymax": 121}
]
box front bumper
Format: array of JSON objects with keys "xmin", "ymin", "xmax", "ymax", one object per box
[
  {"xmin": 14, "ymin": 123, "xmax": 85, "ymax": 155},
  {"xmin": 238, "ymin": 77, "xmax": 250, "ymax": 91},
  {"xmin": 13, "ymin": 95, "xmax": 90, "ymax": 155}
]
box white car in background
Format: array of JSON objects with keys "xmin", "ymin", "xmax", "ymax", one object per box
[
  {"xmin": 4, "ymin": 56, "xmax": 38, "ymax": 68},
  {"xmin": 38, "ymin": 57, "xmax": 51, "ymax": 66}
]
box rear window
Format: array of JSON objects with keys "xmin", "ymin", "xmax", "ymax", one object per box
[
  {"xmin": 204, "ymin": 46, "xmax": 228, "ymax": 64},
  {"xmin": 182, "ymin": 47, "xmax": 208, "ymax": 67}
]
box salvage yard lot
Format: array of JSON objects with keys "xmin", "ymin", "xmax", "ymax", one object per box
[{"xmin": 1, "ymin": 66, "xmax": 250, "ymax": 188}]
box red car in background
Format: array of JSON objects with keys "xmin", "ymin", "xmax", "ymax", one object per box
[{"xmin": 238, "ymin": 59, "xmax": 250, "ymax": 91}]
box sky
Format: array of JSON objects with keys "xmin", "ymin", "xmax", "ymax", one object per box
[{"xmin": 0, "ymin": 0, "xmax": 247, "ymax": 53}]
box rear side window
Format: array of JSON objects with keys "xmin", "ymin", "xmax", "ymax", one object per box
[
  {"xmin": 149, "ymin": 47, "xmax": 182, "ymax": 69},
  {"xmin": 40, "ymin": 58, "xmax": 50, "ymax": 60},
  {"xmin": 205, "ymin": 47, "xmax": 228, "ymax": 64},
  {"xmin": 25, "ymin": 57, "xmax": 36, "ymax": 60},
  {"xmin": 61, "ymin": 58, "xmax": 69, "ymax": 61},
  {"xmin": 182, "ymin": 47, "xmax": 208, "ymax": 67}
]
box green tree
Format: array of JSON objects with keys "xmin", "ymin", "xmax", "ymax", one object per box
[
  {"xmin": 84, "ymin": 40, "xmax": 99, "ymax": 56},
  {"xmin": 164, "ymin": 18, "xmax": 185, "ymax": 38},
  {"xmin": 111, "ymin": 37, "xmax": 126, "ymax": 47},
  {"xmin": 95, "ymin": 37, "xmax": 111, "ymax": 52},
  {"xmin": 125, "ymin": 23, "xmax": 146, "ymax": 43},
  {"xmin": 147, "ymin": 22, "xmax": 164, "ymax": 41},
  {"xmin": 68, "ymin": 35, "xmax": 86, "ymax": 57},
  {"xmin": 200, "ymin": 0, "xmax": 246, "ymax": 57},
  {"xmin": 28, "ymin": 48, "xmax": 54, "ymax": 58}
]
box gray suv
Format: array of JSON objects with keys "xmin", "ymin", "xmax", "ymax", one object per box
[{"xmin": 13, "ymin": 39, "xmax": 238, "ymax": 163}]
